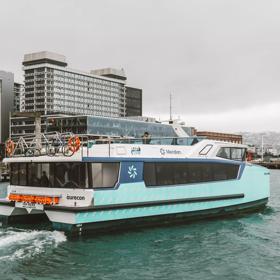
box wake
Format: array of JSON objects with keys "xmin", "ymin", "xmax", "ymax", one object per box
[{"xmin": 0, "ymin": 228, "xmax": 66, "ymax": 261}]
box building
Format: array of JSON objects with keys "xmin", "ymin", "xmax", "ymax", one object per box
[
  {"xmin": 10, "ymin": 115, "xmax": 195, "ymax": 139},
  {"xmin": 195, "ymin": 131, "xmax": 242, "ymax": 144},
  {"xmin": 22, "ymin": 51, "xmax": 142, "ymax": 117},
  {"xmin": 14, "ymin": 82, "xmax": 24, "ymax": 112},
  {"xmin": 0, "ymin": 71, "xmax": 14, "ymax": 142},
  {"xmin": 125, "ymin": 86, "xmax": 142, "ymax": 117}
]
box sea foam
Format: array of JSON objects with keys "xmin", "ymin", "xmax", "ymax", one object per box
[{"xmin": 0, "ymin": 228, "xmax": 66, "ymax": 261}]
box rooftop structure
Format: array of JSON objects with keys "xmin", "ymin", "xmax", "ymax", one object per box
[
  {"xmin": 23, "ymin": 51, "xmax": 67, "ymax": 67},
  {"xmin": 90, "ymin": 68, "xmax": 127, "ymax": 81}
]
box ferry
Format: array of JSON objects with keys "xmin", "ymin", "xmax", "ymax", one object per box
[{"xmin": 0, "ymin": 135, "xmax": 270, "ymax": 235}]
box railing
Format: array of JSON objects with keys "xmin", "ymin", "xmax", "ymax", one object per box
[
  {"xmin": 8, "ymin": 132, "xmax": 75, "ymax": 157},
  {"xmin": 6, "ymin": 133, "xmax": 204, "ymax": 158}
]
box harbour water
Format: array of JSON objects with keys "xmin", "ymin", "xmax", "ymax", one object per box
[{"xmin": 0, "ymin": 171, "xmax": 279, "ymax": 280}]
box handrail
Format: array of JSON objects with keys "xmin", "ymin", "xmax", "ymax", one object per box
[{"xmin": 6, "ymin": 133, "xmax": 203, "ymax": 158}]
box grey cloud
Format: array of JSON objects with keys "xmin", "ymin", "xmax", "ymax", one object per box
[{"xmin": 1, "ymin": 0, "xmax": 280, "ymax": 117}]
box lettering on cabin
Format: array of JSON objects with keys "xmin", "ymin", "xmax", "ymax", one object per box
[
  {"xmin": 160, "ymin": 148, "xmax": 182, "ymax": 155},
  {"xmin": 131, "ymin": 147, "xmax": 141, "ymax": 155},
  {"xmin": 66, "ymin": 195, "xmax": 86, "ymax": 200}
]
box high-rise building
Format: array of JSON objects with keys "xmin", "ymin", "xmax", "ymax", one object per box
[
  {"xmin": 125, "ymin": 86, "xmax": 142, "ymax": 117},
  {"xmin": 22, "ymin": 51, "xmax": 141, "ymax": 117},
  {"xmin": 14, "ymin": 82, "xmax": 24, "ymax": 112},
  {"xmin": 0, "ymin": 71, "xmax": 14, "ymax": 142}
]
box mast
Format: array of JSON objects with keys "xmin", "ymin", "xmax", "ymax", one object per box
[{"xmin": 169, "ymin": 93, "xmax": 172, "ymax": 122}]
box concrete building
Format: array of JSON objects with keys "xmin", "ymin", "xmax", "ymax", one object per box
[
  {"xmin": 14, "ymin": 82, "xmax": 24, "ymax": 112},
  {"xmin": 22, "ymin": 51, "xmax": 142, "ymax": 117},
  {"xmin": 0, "ymin": 71, "xmax": 14, "ymax": 142},
  {"xmin": 195, "ymin": 131, "xmax": 243, "ymax": 144}
]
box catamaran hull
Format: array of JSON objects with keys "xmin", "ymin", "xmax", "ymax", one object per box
[{"xmin": 48, "ymin": 198, "xmax": 268, "ymax": 236}]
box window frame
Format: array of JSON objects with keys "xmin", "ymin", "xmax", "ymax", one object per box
[
  {"xmin": 9, "ymin": 161, "xmax": 121, "ymax": 189},
  {"xmin": 88, "ymin": 162, "xmax": 120, "ymax": 189},
  {"xmin": 144, "ymin": 161, "xmax": 240, "ymax": 187}
]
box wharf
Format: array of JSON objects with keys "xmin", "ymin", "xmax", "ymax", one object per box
[{"xmin": 254, "ymin": 161, "xmax": 280, "ymax": 169}]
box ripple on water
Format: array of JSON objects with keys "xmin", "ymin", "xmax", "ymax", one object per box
[{"xmin": 0, "ymin": 172, "xmax": 279, "ymax": 280}]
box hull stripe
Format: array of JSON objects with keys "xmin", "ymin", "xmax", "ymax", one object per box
[{"xmin": 45, "ymin": 193, "xmax": 245, "ymax": 212}]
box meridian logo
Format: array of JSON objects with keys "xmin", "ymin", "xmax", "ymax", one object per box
[
  {"xmin": 160, "ymin": 148, "xmax": 182, "ymax": 155},
  {"xmin": 128, "ymin": 165, "xmax": 137, "ymax": 179}
]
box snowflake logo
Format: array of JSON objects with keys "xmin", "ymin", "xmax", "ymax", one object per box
[{"xmin": 128, "ymin": 165, "xmax": 137, "ymax": 179}]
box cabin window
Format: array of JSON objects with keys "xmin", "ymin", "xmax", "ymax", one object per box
[
  {"xmin": 88, "ymin": 163, "xmax": 119, "ymax": 188},
  {"xmin": 54, "ymin": 162, "xmax": 86, "ymax": 189},
  {"xmin": 216, "ymin": 147, "xmax": 231, "ymax": 159},
  {"xmin": 144, "ymin": 162, "xmax": 240, "ymax": 187},
  {"xmin": 10, "ymin": 162, "xmax": 120, "ymax": 188},
  {"xmin": 199, "ymin": 144, "xmax": 213, "ymax": 155},
  {"xmin": 10, "ymin": 163, "xmax": 19, "ymax": 185},
  {"xmin": 217, "ymin": 147, "xmax": 246, "ymax": 161},
  {"xmin": 10, "ymin": 162, "xmax": 86, "ymax": 188},
  {"xmin": 19, "ymin": 163, "xmax": 27, "ymax": 186},
  {"xmin": 27, "ymin": 163, "xmax": 54, "ymax": 188},
  {"xmin": 231, "ymin": 148, "xmax": 245, "ymax": 161}
]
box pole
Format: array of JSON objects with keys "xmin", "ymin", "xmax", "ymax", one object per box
[
  {"xmin": 261, "ymin": 135, "xmax": 264, "ymax": 162},
  {"xmin": 34, "ymin": 113, "xmax": 41, "ymax": 150},
  {"xmin": 169, "ymin": 93, "xmax": 172, "ymax": 122}
]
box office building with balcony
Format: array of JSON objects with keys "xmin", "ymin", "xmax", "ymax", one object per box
[
  {"xmin": 14, "ymin": 82, "xmax": 24, "ymax": 112},
  {"xmin": 22, "ymin": 51, "xmax": 142, "ymax": 117}
]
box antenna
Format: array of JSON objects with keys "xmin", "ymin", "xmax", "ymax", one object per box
[{"xmin": 169, "ymin": 93, "xmax": 172, "ymax": 121}]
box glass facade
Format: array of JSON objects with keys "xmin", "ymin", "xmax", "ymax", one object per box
[{"xmin": 86, "ymin": 116, "xmax": 177, "ymax": 138}]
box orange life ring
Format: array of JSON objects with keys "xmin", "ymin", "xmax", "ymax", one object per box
[
  {"xmin": 68, "ymin": 136, "xmax": 81, "ymax": 153},
  {"xmin": 6, "ymin": 139, "xmax": 15, "ymax": 157}
]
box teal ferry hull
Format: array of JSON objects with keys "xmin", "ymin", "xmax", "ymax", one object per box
[
  {"xmin": 52, "ymin": 198, "xmax": 268, "ymax": 235},
  {"xmin": 45, "ymin": 163, "xmax": 269, "ymax": 235}
]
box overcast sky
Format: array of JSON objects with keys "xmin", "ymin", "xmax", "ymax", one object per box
[{"xmin": 1, "ymin": 0, "xmax": 280, "ymax": 132}]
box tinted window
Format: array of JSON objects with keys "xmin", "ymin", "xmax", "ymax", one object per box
[
  {"xmin": 19, "ymin": 163, "xmax": 27, "ymax": 186},
  {"xmin": 10, "ymin": 162, "xmax": 85, "ymax": 188},
  {"xmin": 199, "ymin": 144, "xmax": 213, "ymax": 155},
  {"xmin": 27, "ymin": 163, "xmax": 54, "ymax": 187},
  {"xmin": 217, "ymin": 148, "xmax": 231, "ymax": 159},
  {"xmin": 231, "ymin": 148, "xmax": 245, "ymax": 161},
  {"xmin": 144, "ymin": 162, "xmax": 239, "ymax": 186},
  {"xmin": 217, "ymin": 147, "xmax": 246, "ymax": 161},
  {"xmin": 10, "ymin": 163, "xmax": 19, "ymax": 185},
  {"xmin": 88, "ymin": 163, "xmax": 119, "ymax": 188},
  {"xmin": 54, "ymin": 162, "xmax": 85, "ymax": 188}
]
